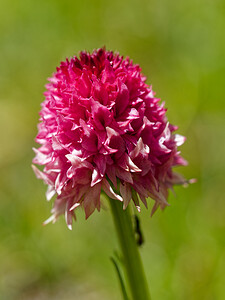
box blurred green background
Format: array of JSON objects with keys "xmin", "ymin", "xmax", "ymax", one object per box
[{"xmin": 0, "ymin": 0, "xmax": 224, "ymax": 299}]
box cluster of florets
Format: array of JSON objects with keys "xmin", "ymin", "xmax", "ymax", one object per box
[{"xmin": 32, "ymin": 48, "xmax": 188, "ymax": 229}]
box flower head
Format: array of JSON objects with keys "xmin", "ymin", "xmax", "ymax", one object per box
[{"xmin": 33, "ymin": 48, "xmax": 188, "ymax": 229}]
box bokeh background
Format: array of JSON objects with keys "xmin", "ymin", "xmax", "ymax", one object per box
[{"xmin": 0, "ymin": 0, "xmax": 224, "ymax": 299}]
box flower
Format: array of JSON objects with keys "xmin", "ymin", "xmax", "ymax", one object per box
[{"xmin": 32, "ymin": 48, "xmax": 188, "ymax": 229}]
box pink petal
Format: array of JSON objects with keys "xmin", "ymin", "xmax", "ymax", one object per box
[
  {"xmin": 83, "ymin": 183, "xmax": 101, "ymax": 219},
  {"xmin": 120, "ymin": 182, "xmax": 132, "ymax": 209}
]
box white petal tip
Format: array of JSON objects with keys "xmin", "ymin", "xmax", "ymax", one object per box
[
  {"xmin": 117, "ymin": 196, "xmax": 123, "ymax": 202},
  {"xmin": 67, "ymin": 224, "xmax": 72, "ymax": 230},
  {"xmin": 136, "ymin": 206, "xmax": 141, "ymax": 213},
  {"xmin": 69, "ymin": 203, "xmax": 80, "ymax": 211},
  {"xmin": 42, "ymin": 215, "xmax": 55, "ymax": 226}
]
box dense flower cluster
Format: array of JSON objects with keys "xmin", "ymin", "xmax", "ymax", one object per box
[{"xmin": 32, "ymin": 48, "xmax": 188, "ymax": 229}]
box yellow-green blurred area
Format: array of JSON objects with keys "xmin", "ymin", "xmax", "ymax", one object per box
[{"xmin": 0, "ymin": 0, "xmax": 224, "ymax": 299}]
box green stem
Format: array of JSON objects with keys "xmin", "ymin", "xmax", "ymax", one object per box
[{"xmin": 109, "ymin": 198, "xmax": 151, "ymax": 300}]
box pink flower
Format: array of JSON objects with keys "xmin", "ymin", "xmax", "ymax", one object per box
[{"xmin": 32, "ymin": 48, "xmax": 188, "ymax": 229}]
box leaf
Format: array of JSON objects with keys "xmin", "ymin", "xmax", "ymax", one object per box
[{"xmin": 111, "ymin": 256, "xmax": 130, "ymax": 300}]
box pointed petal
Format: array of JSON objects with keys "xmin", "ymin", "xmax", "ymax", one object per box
[
  {"xmin": 46, "ymin": 185, "xmax": 56, "ymax": 201},
  {"xmin": 120, "ymin": 182, "xmax": 132, "ymax": 209},
  {"xmin": 102, "ymin": 179, "xmax": 123, "ymax": 201},
  {"xmin": 83, "ymin": 183, "xmax": 101, "ymax": 219}
]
